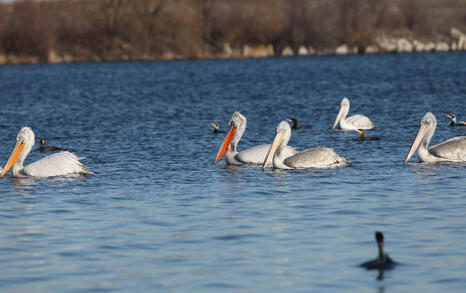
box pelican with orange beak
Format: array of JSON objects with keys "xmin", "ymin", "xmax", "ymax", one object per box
[
  {"xmin": 331, "ymin": 97, "xmax": 374, "ymax": 131},
  {"xmin": 404, "ymin": 112, "xmax": 466, "ymax": 163},
  {"xmin": 215, "ymin": 112, "xmax": 297, "ymax": 165},
  {"xmin": 262, "ymin": 120, "xmax": 351, "ymax": 169},
  {"xmin": 1, "ymin": 127, "xmax": 91, "ymax": 178}
]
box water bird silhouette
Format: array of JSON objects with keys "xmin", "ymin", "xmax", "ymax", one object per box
[
  {"xmin": 286, "ymin": 118, "xmax": 311, "ymax": 130},
  {"xmin": 355, "ymin": 129, "xmax": 380, "ymax": 141},
  {"xmin": 359, "ymin": 231, "xmax": 397, "ymax": 270},
  {"xmin": 39, "ymin": 138, "xmax": 62, "ymax": 152}
]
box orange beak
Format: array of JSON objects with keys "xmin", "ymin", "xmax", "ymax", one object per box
[
  {"xmin": 1, "ymin": 141, "xmax": 24, "ymax": 177},
  {"xmin": 214, "ymin": 126, "xmax": 236, "ymax": 163}
]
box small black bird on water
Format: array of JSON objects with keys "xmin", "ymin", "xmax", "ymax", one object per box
[
  {"xmin": 286, "ymin": 118, "xmax": 311, "ymax": 130},
  {"xmin": 210, "ymin": 123, "xmax": 225, "ymax": 134},
  {"xmin": 39, "ymin": 139, "xmax": 62, "ymax": 152},
  {"xmin": 446, "ymin": 114, "xmax": 466, "ymax": 127},
  {"xmin": 359, "ymin": 231, "xmax": 397, "ymax": 270},
  {"xmin": 355, "ymin": 129, "xmax": 380, "ymax": 141}
]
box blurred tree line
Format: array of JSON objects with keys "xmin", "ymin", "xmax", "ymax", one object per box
[{"xmin": 0, "ymin": 0, "xmax": 465, "ymax": 63}]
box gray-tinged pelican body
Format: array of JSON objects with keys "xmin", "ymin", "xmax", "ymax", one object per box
[
  {"xmin": 215, "ymin": 112, "xmax": 297, "ymax": 165},
  {"xmin": 446, "ymin": 114, "xmax": 466, "ymax": 127},
  {"xmin": 405, "ymin": 112, "xmax": 466, "ymax": 163},
  {"xmin": 262, "ymin": 121, "xmax": 351, "ymax": 169},
  {"xmin": 1, "ymin": 127, "xmax": 91, "ymax": 178},
  {"xmin": 332, "ymin": 97, "xmax": 374, "ymax": 131},
  {"xmin": 359, "ymin": 232, "xmax": 397, "ymax": 270}
]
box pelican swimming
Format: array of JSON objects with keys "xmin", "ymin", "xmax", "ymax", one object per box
[
  {"xmin": 39, "ymin": 138, "xmax": 62, "ymax": 152},
  {"xmin": 359, "ymin": 231, "xmax": 397, "ymax": 270},
  {"xmin": 331, "ymin": 97, "xmax": 374, "ymax": 131},
  {"xmin": 210, "ymin": 123, "xmax": 224, "ymax": 134},
  {"xmin": 286, "ymin": 118, "xmax": 311, "ymax": 130},
  {"xmin": 215, "ymin": 112, "xmax": 297, "ymax": 165},
  {"xmin": 1, "ymin": 127, "xmax": 91, "ymax": 178},
  {"xmin": 405, "ymin": 112, "xmax": 466, "ymax": 163},
  {"xmin": 355, "ymin": 129, "xmax": 380, "ymax": 141},
  {"xmin": 262, "ymin": 120, "xmax": 351, "ymax": 169},
  {"xmin": 446, "ymin": 114, "xmax": 466, "ymax": 127}
]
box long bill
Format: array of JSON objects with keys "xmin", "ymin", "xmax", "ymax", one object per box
[
  {"xmin": 262, "ymin": 132, "xmax": 284, "ymax": 169},
  {"xmin": 1, "ymin": 141, "xmax": 24, "ymax": 177},
  {"xmin": 331, "ymin": 107, "xmax": 344, "ymax": 130},
  {"xmin": 214, "ymin": 126, "xmax": 236, "ymax": 163},
  {"xmin": 404, "ymin": 124, "xmax": 428, "ymax": 163}
]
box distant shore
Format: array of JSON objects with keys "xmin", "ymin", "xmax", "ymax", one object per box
[{"xmin": 1, "ymin": 28, "xmax": 465, "ymax": 66}]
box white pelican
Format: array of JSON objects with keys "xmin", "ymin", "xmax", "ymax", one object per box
[
  {"xmin": 446, "ymin": 114, "xmax": 466, "ymax": 127},
  {"xmin": 331, "ymin": 97, "xmax": 374, "ymax": 130},
  {"xmin": 405, "ymin": 112, "xmax": 466, "ymax": 163},
  {"xmin": 262, "ymin": 120, "xmax": 351, "ymax": 169},
  {"xmin": 1, "ymin": 127, "xmax": 91, "ymax": 178},
  {"xmin": 359, "ymin": 232, "xmax": 397, "ymax": 270},
  {"xmin": 215, "ymin": 112, "xmax": 297, "ymax": 165}
]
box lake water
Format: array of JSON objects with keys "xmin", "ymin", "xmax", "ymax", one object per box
[{"xmin": 0, "ymin": 52, "xmax": 465, "ymax": 292}]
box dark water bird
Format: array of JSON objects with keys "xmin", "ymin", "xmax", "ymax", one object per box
[
  {"xmin": 286, "ymin": 118, "xmax": 311, "ymax": 130},
  {"xmin": 446, "ymin": 114, "xmax": 466, "ymax": 127},
  {"xmin": 39, "ymin": 138, "xmax": 62, "ymax": 152},
  {"xmin": 210, "ymin": 123, "xmax": 225, "ymax": 134},
  {"xmin": 355, "ymin": 129, "xmax": 380, "ymax": 141},
  {"xmin": 359, "ymin": 231, "xmax": 397, "ymax": 270}
]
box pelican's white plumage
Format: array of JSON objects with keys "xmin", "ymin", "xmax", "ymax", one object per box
[
  {"xmin": 332, "ymin": 97, "xmax": 374, "ymax": 131},
  {"xmin": 1, "ymin": 127, "xmax": 90, "ymax": 178},
  {"xmin": 215, "ymin": 112, "xmax": 297, "ymax": 165},
  {"xmin": 263, "ymin": 121, "xmax": 351, "ymax": 169},
  {"xmin": 405, "ymin": 112, "xmax": 466, "ymax": 163}
]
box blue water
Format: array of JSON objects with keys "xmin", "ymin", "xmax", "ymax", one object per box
[{"xmin": 0, "ymin": 52, "xmax": 465, "ymax": 292}]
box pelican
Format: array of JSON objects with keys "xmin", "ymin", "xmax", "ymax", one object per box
[
  {"xmin": 359, "ymin": 232, "xmax": 397, "ymax": 270},
  {"xmin": 262, "ymin": 120, "xmax": 351, "ymax": 169},
  {"xmin": 215, "ymin": 112, "xmax": 297, "ymax": 165},
  {"xmin": 210, "ymin": 123, "xmax": 224, "ymax": 134},
  {"xmin": 331, "ymin": 97, "xmax": 374, "ymax": 131},
  {"xmin": 1, "ymin": 127, "xmax": 91, "ymax": 178},
  {"xmin": 286, "ymin": 118, "xmax": 311, "ymax": 130},
  {"xmin": 39, "ymin": 138, "xmax": 62, "ymax": 152},
  {"xmin": 405, "ymin": 112, "xmax": 466, "ymax": 163},
  {"xmin": 355, "ymin": 129, "xmax": 380, "ymax": 141},
  {"xmin": 446, "ymin": 114, "xmax": 466, "ymax": 127}
]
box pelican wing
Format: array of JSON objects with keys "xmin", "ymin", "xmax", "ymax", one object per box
[
  {"xmin": 429, "ymin": 136, "xmax": 466, "ymax": 161},
  {"xmin": 345, "ymin": 114, "xmax": 374, "ymax": 129},
  {"xmin": 22, "ymin": 151, "xmax": 90, "ymax": 177},
  {"xmin": 284, "ymin": 147, "xmax": 349, "ymax": 168},
  {"xmin": 237, "ymin": 144, "xmax": 297, "ymax": 165}
]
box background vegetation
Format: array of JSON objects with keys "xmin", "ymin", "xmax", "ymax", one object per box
[{"xmin": 0, "ymin": 0, "xmax": 465, "ymax": 63}]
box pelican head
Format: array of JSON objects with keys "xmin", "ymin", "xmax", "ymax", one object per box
[
  {"xmin": 404, "ymin": 112, "xmax": 437, "ymax": 163},
  {"xmin": 262, "ymin": 121, "xmax": 292, "ymax": 168},
  {"xmin": 214, "ymin": 112, "xmax": 247, "ymax": 163},
  {"xmin": 1, "ymin": 127, "xmax": 35, "ymax": 177},
  {"xmin": 331, "ymin": 97, "xmax": 350, "ymax": 130},
  {"xmin": 446, "ymin": 114, "xmax": 456, "ymax": 123}
]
